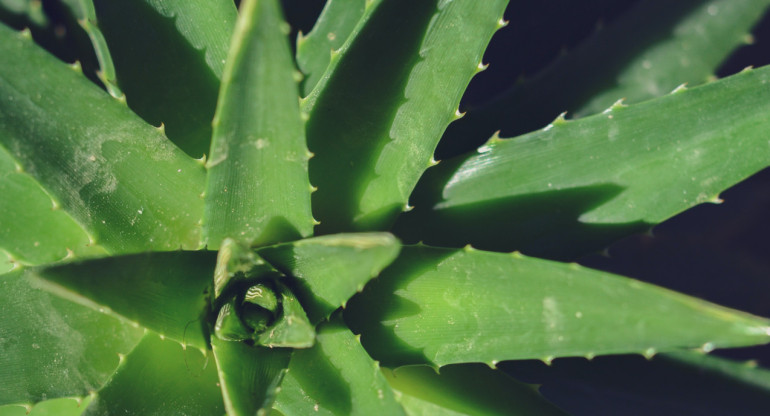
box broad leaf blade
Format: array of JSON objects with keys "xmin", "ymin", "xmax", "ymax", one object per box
[
  {"xmin": 384, "ymin": 364, "xmax": 566, "ymax": 416},
  {"xmin": 295, "ymin": 0, "xmax": 365, "ymax": 96},
  {"xmin": 439, "ymin": 0, "xmax": 770, "ymax": 157},
  {"xmin": 273, "ymin": 318, "xmax": 405, "ymax": 416},
  {"xmin": 397, "ymin": 64, "xmax": 770, "ymax": 260},
  {"xmin": 305, "ymin": 0, "xmax": 507, "ymax": 233},
  {"xmin": 29, "ymin": 251, "xmax": 217, "ymax": 350},
  {"xmin": 203, "ymin": 0, "xmax": 313, "ymax": 249},
  {"xmin": 0, "ymin": 148, "xmax": 106, "ymax": 266},
  {"xmin": 257, "ymin": 232, "xmax": 400, "ymax": 322},
  {"xmin": 90, "ymin": 0, "xmax": 236, "ymax": 157},
  {"xmin": 83, "ymin": 333, "xmax": 223, "ymax": 416},
  {"xmin": 0, "ymin": 271, "xmax": 143, "ymax": 406},
  {"xmin": 345, "ymin": 246, "xmax": 770, "ymax": 367},
  {"xmin": 0, "ymin": 24, "xmax": 207, "ymax": 253},
  {"xmin": 211, "ymin": 338, "xmax": 290, "ymax": 416}
]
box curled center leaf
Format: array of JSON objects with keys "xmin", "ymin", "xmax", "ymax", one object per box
[{"xmin": 213, "ymin": 238, "xmax": 315, "ymax": 348}]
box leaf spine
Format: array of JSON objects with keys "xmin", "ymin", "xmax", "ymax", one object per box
[
  {"xmin": 69, "ymin": 61, "xmax": 83, "ymax": 73},
  {"xmin": 740, "ymin": 65, "xmax": 754, "ymax": 73},
  {"xmin": 19, "ymin": 27, "xmax": 32, "ymax": 39},
  {"xmin": 670, "ymin": 83, "xmax": 688, "ymax": 94},
  {"xmin": 296, "ymin": 30, "xmax": 307, "ymax": 46},
  {"xmin": 642, "ymin": 347, "xmax": 657, "ymax": 360},
  {"xmin": 552, "ymin": 111, "xmax": 569, "ymax": 125},
  {"xmin": 743, "ymin": 33, "xmax": 755, "ymax": 45},
  {"xmin": 603, "ymin": 98, "xmax": 627, "ymax": 114}
]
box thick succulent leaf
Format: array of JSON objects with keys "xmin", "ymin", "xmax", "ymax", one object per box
[
  {"xmin": 0, "ymin": 24, "xmax": 207, "ymax": 253},
  {"xmin": 203, "ymin": 0, "xmax": 313, "ymax": 249},
  {"xmin": 83, "ymin": 333, "xmax": 223, "ymax": 416},
  {"xmin": 273, "ymin": 318, "xmax": 405, "ymax": 416},
  {"xmin": 211, "ymin": 337, "xmax": 290, "ymax": 416},
  {"xmin": 213, "ymin": 237, "xmax": 281, "ymax": 301},
  {"xmin": 60, "ymin": 0, "xmax": 121, "ymax": 97},
  {"xmin": 90, "ymin": 0, "xmax": 236, "ymax": 157},
  {"xmin": 304, "ymin": 0, "xmax": 507, "ymax": 233},
  {"xmin": 29, "ymin": 251, "xmax": 217, "ymax": 350},
  {"xmin": 344, "ymin": 246, "xmax": 770, "ymax": 368},
  {"xmin": 295, "ymin": 0, "xmax": 365, "ymax": 96},
  {"xmin": 440, "ymin": 0, "xmax": 770, "ymax": 156},
  {"xmin": 502, "ymin": 351, "xmax": 770, "ymax": 416},
  {"xmin": 384, "ymin": 364, "xmax": 566, "ymax": 416},
  {"xmin": 0, "ymin": 396, "xmax": 92, "ymax": 416},
  {"xmin": 0, "ymin": 148, "xmax": 106, "ymax": 266},
  {"xmin": 0, "ymin": 271, "xmax": 143, "ymax": 406},
  {"xmin": 256, "ymin": 282, "xmax": 315, "ymax": 348},
  {"xmin": 257, "ymin": 232, "xmax": 400, "ymax": 323},
  {"xmin": 397, "ymin": 64, "xmax": 770, "ymax": 260}
]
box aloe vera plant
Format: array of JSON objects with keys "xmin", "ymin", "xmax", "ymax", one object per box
[{"xmin": 2, "ymin": 0, "xmax": 770, "ymax": 414}]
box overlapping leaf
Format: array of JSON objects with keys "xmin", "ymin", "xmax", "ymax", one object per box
[
  {"xmin": 273, "ymin": 318, "xmax": 405, "ymax": 415},
  {"xmin": 397, "ymin": 64, "xmax": 770, "ymax": 259},
  {"xmin": 0, "ymin": 271, "xmax": 143, "ymax": 407},
  {"xmin": 304, "ymin": 0, "xmax": 508, "ymax": 232},
  {"xmin": 257, "ymin": 232, "xmax": 400, "ymax": 322},
  {"xmin": 345, "ymin": 246, "xmax": 770, "ymax": 367},
  {"xmin": 0, "ymin": 24, "xmax": 207, "ymax": 253},
  {"xmin": 28, "ymin": 252, "xmax": 217, "ymax": 350},
  {"xmin": 203, "ymin": 0, "xmax": 313, "ymax": 249}
]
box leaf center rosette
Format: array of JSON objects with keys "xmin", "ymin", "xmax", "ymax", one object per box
[{"xmin": 211, "ymin": 238, "xmax": 315, "ymax": 348}]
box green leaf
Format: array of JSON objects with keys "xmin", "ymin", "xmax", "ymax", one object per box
[
  {"xmin": 211, "ymin": 337, "xmax": 290, "ymax": 416},
  {"xmin": 397, "ymin": 64, "xmax": 770, "ymax": 260},
  {"xmin": 90, "ymin": 0, "xmax": 236, "ymax": 157},
  {"xmin": 273, "ymin": 318, "xmax": 405, "ymax": 416},
  {"xmin": 257, "ymin": 232, "xmax": 400, "ymax": 322},
  {"xmin": 383, "ymin": 364, "xmax": 566, "ymax": 416},
  {"xmin": 304, "ymin": 0, "xmax": 507, "ymax": 233},
  {"xmin": 0, "ymin": 271, "xmax": 143, "ymax": 406},
  {"xmin": 60, "ymin": 0, "xmax": 121, "ymax": 97},
  {"xmin": 295, "ymin": 0, "xmax": 365, "ymax": 96},
  {"xmin": 0, "ymin": 147, "xmax": 107, "ymax": 266},
  {"xmin": 29, "ymin": 251, "xmax": 217, "ymax": 350},
  {"xmin": 440, "ymin": 0, "xmax": 770, "ymax": 156},
  {"xmin": 213, "ymin": 238, "xmax": 282, "ymax": 301},
  {"xmin": 345, "ymin": 246, "xmax": 770, "ymax": 367},
  {"xmin": 0, "ymin": 24, "xmax": 207, "ymax": 253},
  {"xmin": 256, "ymin": 282, "xmax": 315, "ymax": 349},
  {"xmin": 83, "ymin": 333, "xmax": 223, "ymax": 416},
  {"xmin": 203, "ymin": 0, "xmax": 313, "ymax": 249},
  {"xmin": 0, "ymin": 396, "xmax": 92, "ymax": 416},
  {"xmin": 257, "ymin": 288, "xmax": 313, "ymax": 347}
]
